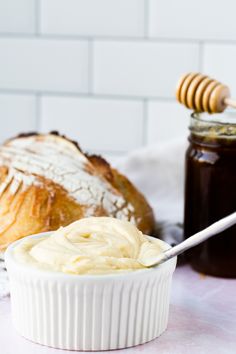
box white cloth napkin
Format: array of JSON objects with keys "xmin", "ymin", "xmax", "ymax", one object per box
[
  {"xmin": 116, "ymin": 138, "xmax": 187, "ymax": 245},
  {"xmin": 0, "ymin": 138, "xmax": 187, "ymax": 299}
]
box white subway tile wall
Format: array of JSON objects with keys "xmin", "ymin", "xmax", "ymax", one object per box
[
  {"xmin": 93, "ymin": 41, "xmax": 199, "ymax": 97},
  {"xmin": 203, "ymin": 44, "xmax": 236, "ymax": 98},
  {"xmin": 40, "ymin": 0, "xmax": 145, "ymax": 37},
  {"xmin": 0, "ymin": 38, "xmax": 89, "ymax": 93},
  {"xmin": 149, "ymin": 0, "xmax": 236, "ymax": 40},
  {"xmin": 147, "ymin": 101, "xmax": 189, "ymax": 144},
  {"xmin": 0, "ymin": 0, "xmax": 235, "ymax": 159},
  {"xmin": 40, "ymin": 96, "xmax": 143, "ymax": 152},
  {"xmin": 0, "ymin": 94, "xmax": 36, "ymax": 142},
  {"xmin": 0, "ymin": 0, "xmax": 36, "ymax": 34}
]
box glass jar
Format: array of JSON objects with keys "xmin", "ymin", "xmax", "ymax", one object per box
[{"xmin": 184, "ymin": 112, "xmax": 236, "ymax": 278}]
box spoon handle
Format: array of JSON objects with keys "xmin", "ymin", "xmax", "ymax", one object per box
[{"xmin": 154, "ymin": 212, "xmax": 236, "ymax": 266}]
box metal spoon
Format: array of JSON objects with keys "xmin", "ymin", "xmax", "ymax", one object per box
[{"xmin": 140, "ymin": 212, "xmax": 236, "ymax": 267}]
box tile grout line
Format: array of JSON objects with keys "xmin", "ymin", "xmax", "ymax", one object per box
[
  {"xmin": 0, "ymin": 88, "xmax": 176, "ymax": 102},
  {"xmin": 88, "ymin": 39, "xmax": 94, "ymax": 94},
  {"xmin": 0, "ymin": 30, "xmax": 236, "ymax": 45},
  {"xmin": 143, "ymin": 0, "xmax": 150, "ymax": 38},
  {"xmin": 35, "ymin": 93, "xmax": 41, "ymax": 131},
  {"xmin": 1, "ymin": 32, "xmax": 236, "ymax": 45},
  {"xmin": 0, "ymin": 31, "xmax": 226, "ymax": 44},
  {"xmin": 34, "ymin": 0, "xmax": 41, "ymax": 36}
]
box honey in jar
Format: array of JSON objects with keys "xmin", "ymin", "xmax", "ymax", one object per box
[{"xmin": 184, "ymin": 112, "xmax": 236, "ymax": 278}]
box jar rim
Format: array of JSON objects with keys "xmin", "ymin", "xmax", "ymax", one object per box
[
  {"xmin": 191, "ymin": 111, "xmax": 236, "ymax": 126},
  {"xmin": 190, "ymin": 111, "xmax": 236, "ymax": 138}
]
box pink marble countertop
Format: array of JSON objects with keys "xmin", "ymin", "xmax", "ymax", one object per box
[{"xmin": 1, "ymin": 265, "xmax": 236, "ymax": 354}]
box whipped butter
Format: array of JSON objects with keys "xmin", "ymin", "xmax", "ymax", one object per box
[{"xmin": 14, "ymin": 217, "xmax": 163, "ymax": 275}]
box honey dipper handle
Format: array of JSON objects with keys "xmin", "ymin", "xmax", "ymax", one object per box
[
  {"xmin": 140, "ymin": 212, "xmax": 236, "ymax": 267},
  {"xmin": 224, "ymin": 97, "xmax": 236, "ymax": 109}
]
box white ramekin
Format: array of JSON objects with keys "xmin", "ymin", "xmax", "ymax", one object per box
[{"xmin": 5, "ymin": 233, "xmax": 176, "ymax": 351}]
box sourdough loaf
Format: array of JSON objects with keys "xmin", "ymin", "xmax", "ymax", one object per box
[{"xmin": 0, "ymin": 132, "xmax": 155, "ymax": 250}]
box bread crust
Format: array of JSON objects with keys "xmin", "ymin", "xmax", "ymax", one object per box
[{"xmin": 0, "ymin": 133, "xmax": 155, "ymax": 250}]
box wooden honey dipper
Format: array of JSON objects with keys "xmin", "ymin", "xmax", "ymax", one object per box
[{"xmin": 176, "ymin": 72, "xmax": 236, "ymax": 113}]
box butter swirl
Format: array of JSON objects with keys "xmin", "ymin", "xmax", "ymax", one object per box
[{"xmin": 14, "ymin": 217, "xmax": 163, "ymax": 275}]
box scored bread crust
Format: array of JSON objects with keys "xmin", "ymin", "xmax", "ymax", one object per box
[{"xmin": 0, "ymin": 132, "xmax": 155, "ymax": 251}]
